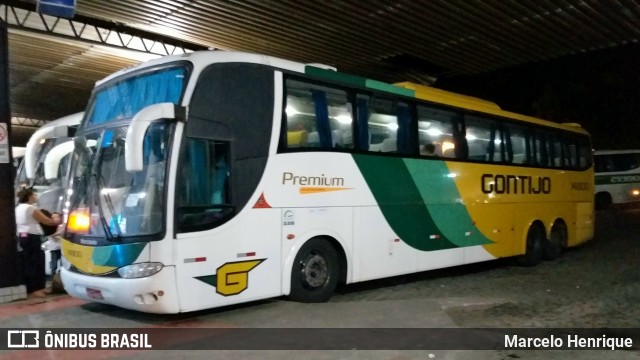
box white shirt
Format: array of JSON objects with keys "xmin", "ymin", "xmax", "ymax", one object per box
[
  {"xmin": 15, "ymin": 203, "xmax": 43, "ymax": 235},
  {"xmin": 45, "ymin": 225, "xmax": 64, "ymax": 250}
]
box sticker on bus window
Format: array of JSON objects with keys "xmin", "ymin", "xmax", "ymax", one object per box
[{"xmin": 125, "ymin": 194, "xmax": 144, "ymax": 207}]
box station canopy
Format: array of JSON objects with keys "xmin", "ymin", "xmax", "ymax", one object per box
[{"xmin": 3, "ymin": 0, "xmax": 640, "ymax": 125}]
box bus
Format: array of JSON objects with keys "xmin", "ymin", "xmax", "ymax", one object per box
[
  {"xmin": 594, "ymin": 150, "xmax": 640, "ymax": 209},
  {"xmin": 60, "ymin": 51, "xmax": 594, "ymax": 314},
  {"xmin": 16, "ymin": 112, "xmax": 83, "ymax": 212},
  {"xmin": 11, "ymin": 146, "xmax": 25, "ymax": 172}
]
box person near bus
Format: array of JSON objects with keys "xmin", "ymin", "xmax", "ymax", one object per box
[
  {"xmin": 41, "ymin": 212, "xmax": 64, "ymax": 277},
  {"xmin": 15, "ymin": 187, "xmax": 61, "ymax": 297},
  {"xmin": 420, "ymin": 143, "xmax": 438, "ymax": 156}
]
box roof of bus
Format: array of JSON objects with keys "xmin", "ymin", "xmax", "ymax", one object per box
[
  {"xmin": 96, "ymin": 51, "xmax": 306, "ymax": 86},
  {"xmin": 40, "ymin": 112, "xmax": 84, "ymax": 128},
  {"xmin": 95, "ymin": 51, "xmax": 588, "ymax": 136},
  {"xmin": 305, "ymin": 66, "xmax": 590, "ymax": 136}
]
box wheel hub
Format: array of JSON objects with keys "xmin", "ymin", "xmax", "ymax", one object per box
[{"xmin": 301, "ymin": 253, "xmax": 328, "ymax": 288}]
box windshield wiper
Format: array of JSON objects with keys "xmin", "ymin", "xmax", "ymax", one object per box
[
  {"xmin": 98, "ymin": 174, "xmax": 123, "ymax": 241},
  {"xmin": 91, "ymin": 172, "xmax": 116, "ymax": 242},
  {"xmin": 90, "ymin": 131, "xmax": 121, "ymax": 242}
]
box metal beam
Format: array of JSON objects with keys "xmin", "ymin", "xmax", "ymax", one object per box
[
  {"xmin": 1, "ymin": 0, "xmax": 209, "ymax": 56},
  {"xmin": 10, "ymin": 116, "xmax": 45, "ymax": 127}
]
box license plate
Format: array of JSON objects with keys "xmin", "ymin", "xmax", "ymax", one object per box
[{"xmin": 86, "ymin": 287, "xmax": 104, "ymax": 300}]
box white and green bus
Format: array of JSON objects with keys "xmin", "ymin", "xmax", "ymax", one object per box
[
  {"xmin": 16, "ymin": 112, "xmax": 82, "ymax": 212},
  {"xmin": 594, "ymin": 150, "xmax": 640, "ymax": 209},
  {"xmin": 60, "ymin": 52, "xmax": 594, "ymax": 314}
]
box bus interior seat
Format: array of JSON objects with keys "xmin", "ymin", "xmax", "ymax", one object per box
[
  {"xmin": 512, "ymin": 154, "xmax": 527, "ymax": 164},
  {"xmin": 287, "ymin": 130, "xmax": 308, "ymax": 147},
  {"xmin": 307, "ymin": 131, "xmax": 320, "ymax": 147},
  {"xmin": 331, "ymin": 129, "xmax": 343, "ymax": 147},
  {"xmin": 442, "ymin": 149, "xmax": 456, "ymax": 158},
  {"xmin": 369, "ymin": 138, "xmax": 397, "ymax": 152},
  {"xmin": 303, "ymin": 130, "xmax": 349, "ymax": 149}
]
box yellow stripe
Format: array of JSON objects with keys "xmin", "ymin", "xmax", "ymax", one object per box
[
  {"xmin": 61, "ymin": 239, "xmax": 117, "ymax": 275},
  {"xmin": 299, "ymin": 187, "xmax": 353, "ymax": 194}
]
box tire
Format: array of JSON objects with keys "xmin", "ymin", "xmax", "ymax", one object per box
[
  {"xmin": 517, "ymin": 224, "xmax": 545, "ymax": 267},
  {"xmin": 289, "ymin": 238, "xmax": 339, "ymax": 303},
  {"xmin": 595, "ymin": 193, "xmax": 612, "ymax": 210},
  {"xmin": 544, "ymin": 222, "xmax": 566, "ymax": 261}
]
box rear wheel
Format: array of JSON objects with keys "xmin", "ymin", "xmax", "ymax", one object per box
[
  {"xmin": 517, "ymin": 223, "xmax": 545, "ymax": 267},
  {"xmin": 289, "ymin": 238, "xmax": 339, "ymax": 303},
  {"xmin": 544, "ymin": 222, "xmax": 566, "ymax": 260}
]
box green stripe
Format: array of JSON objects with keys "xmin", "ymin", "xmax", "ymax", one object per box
[
  {"xmin": 195, "ymin": 275, "xmax": 217, "ymax": 287},
  {"xmin": 353, "ymin": 154, "xmax": 492, "ymax": 251},
  {"xmin": 91, "ymin": 242, "xmax": 147, "ymax": 267},
  {"xmin": 305, "ymin": 66, "xmax": 366, "ymax": 88},
  {"xmin": 403, "ymin": 159, "xmax": 492, "ymax": 247},
  {"xmin": 595, "ymin": 174, "xmax": 640, "ymax": 185},
  {"xmin": 305, "ymin": 66, "xmax": 415, "ymax": 97},
  {"xmin": 365, "ymin": 79, "xmax": 415, "ymax": 97}
]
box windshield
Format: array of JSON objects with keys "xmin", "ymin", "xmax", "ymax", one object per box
[
  {"xmin": 86, "ymin": 66, "xmax": 186, "ymax": 127},
  {"xmin": 65, "ymin": 123, "xmax": 174, "ymax": 242}
]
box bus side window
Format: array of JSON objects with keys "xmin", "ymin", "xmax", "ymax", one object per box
[
  {"xmin": 284, "ymin": 80, "xmax": 352, "ymax": 150},
  {"xmin": 563, "ymin": 141, "xmax": 578, "ymax": 169},
  {"xmin": 505, "ymin": 123, "xmax": 528, "ymax": 164},
  {"xmin": 176, "ymin": 138, "xmax": 233, "ymax": 233},
  {"xmin": 629, "ymin": 154, "xmax": 640, "ymax": 170},
  {"xmin": 576, "ymin": 137, "xmax": 592, "ymax": 169},
  {"xmin": 551, "ymin": 137, "xmax": 564, "ymax": 168},
  {"xmin": 361, "ymin": 96, "xmax": 411, "ymax": 154},
  {"xmin": 417, "ymin": 105, "xmax": 458, "ymax": 158},
  {"xmin": 465, "ymin": 115, "xmax": 504, "ymax": 163}
]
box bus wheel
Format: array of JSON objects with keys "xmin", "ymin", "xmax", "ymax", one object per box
[
  {"xmin": 289, "ymin": 238, "xmax": 339, "ymax": 303},
  {"xmin": 595, "ymin": 193, "xmax": 611, "ymax": 210},
  {"xmin": 544, "ymin": 222, "xmax": 566, "ymax": 260},
  {"xmin": 517, "ymin": 224, "xmax": 545, "ymax": 267}
]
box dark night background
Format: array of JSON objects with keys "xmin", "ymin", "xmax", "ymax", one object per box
[{"xmin": 436, "ymin": 44, "xmax": 640, "ymax": 151}]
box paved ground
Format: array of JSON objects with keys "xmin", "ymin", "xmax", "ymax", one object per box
[{"xmin": 1, "ymin": 206, "xmax": 639, "ymax": 359}]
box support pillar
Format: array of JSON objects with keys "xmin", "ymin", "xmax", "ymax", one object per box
[{"xmin": 0, "ymin": 21, "xmax": 26, "ymax": 302}]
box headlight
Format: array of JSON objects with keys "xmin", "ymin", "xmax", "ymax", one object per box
[{"xmin": 117, "ymin": 262, "xmax": 164, "ymax": 279}]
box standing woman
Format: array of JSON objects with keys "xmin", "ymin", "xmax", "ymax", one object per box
[{"xmin": 15, "ymin": 187, "xmax": 60, "ymax": 297}]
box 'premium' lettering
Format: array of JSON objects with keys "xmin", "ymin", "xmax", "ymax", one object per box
[{"xmin": 282, "ymin": 172, "xmax": 344, "ymax": 186}]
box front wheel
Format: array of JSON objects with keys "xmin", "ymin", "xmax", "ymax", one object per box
[
  {"xmin": 289, "ymin": 238, "xmax": 339, "ymax": 303},
  {"xmin": 517, "ymin": 224, "xmax": 545, "ymax": 267}
]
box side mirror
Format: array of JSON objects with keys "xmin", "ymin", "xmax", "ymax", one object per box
[
  {"xmin": 44, "ymin": 141, "xmax": 74, "ymax": 180},
  {"xmin": 44, "ymin": 139, "xmax": 96, "ymax": 180},
  {"xmin": 25, "ymin": 125, "xmax": 70, "ymax": 179},
  {"xmin": 25, "ymin": 111, "xmax": 83, "ymax": 179},
  {"xmin": 125, "ymin": 103, "xmax": 183, "ymax": 172}
]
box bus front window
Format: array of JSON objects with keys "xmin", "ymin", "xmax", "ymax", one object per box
[{"xmin": 66, "ymin": 123, "xmax": 173, "ymax": 242}]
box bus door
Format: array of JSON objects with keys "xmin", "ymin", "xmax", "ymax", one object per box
[{"xmin": 174, "ymin": 136, "xmax": 281, "ymax": 312}]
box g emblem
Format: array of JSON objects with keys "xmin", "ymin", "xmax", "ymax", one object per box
[{"xmin": 195, "ymin": 259, "xmax": 265, "ymax": 296}]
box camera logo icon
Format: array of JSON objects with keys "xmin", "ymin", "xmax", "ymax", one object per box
[{"xmin": 7, "ymin": 330, "xmax": 39, "ymax": 348}]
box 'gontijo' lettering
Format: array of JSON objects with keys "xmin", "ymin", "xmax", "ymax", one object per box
[{"xmin": 482, "ymin": 174, "xmax": 551, "ymax": 194}]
